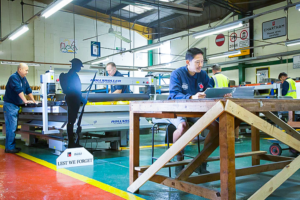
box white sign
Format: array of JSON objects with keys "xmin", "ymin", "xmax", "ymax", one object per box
[
  {"xmin": 229, "ymin": 23, "xmax": 250, "ymax": 50},
  {"xmin": 293, "ymin": 55, "xmax": 300, "ymax": 69},
  {"xmin": 56, "ymin": 147, "xmax": 94, "ymax": 169},
  {"xmin": 262, "ymin": 17, "xmax": 286, "ymax": 40}
]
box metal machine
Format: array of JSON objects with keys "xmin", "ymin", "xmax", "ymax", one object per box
[{"xmin": 0, "ymin": 70, "xmax": 156, "ymax": 155}]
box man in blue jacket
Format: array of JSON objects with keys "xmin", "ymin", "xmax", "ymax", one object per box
[
  {"xmin": 168, "ymin": 48, "xmax": 229, "ymax": 175},
  {"xmin": 3, "ymin": 63, "xmax": 36, "ymax": 153},
  {"xmin": 106, "ymin": 62, "xmax": 129, "ymax": 93}
]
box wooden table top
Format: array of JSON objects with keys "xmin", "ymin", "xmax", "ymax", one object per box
[{"xmin": 130, "ymin": 98, "xmax": 300, "ymax": 112}]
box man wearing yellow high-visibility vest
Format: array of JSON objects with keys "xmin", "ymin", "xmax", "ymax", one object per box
[
  {"xmin": 209, "ymin": 64, "xmax": 243, "ymax": 143},
  {"xmin": 209, "ymin": 64, "xmax": 230, "ymax": 88},
  {"xmin": 278, "ymin": 72, "xmax": 297, "ymax": 99}
]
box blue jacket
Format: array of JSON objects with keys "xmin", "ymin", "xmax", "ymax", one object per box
[
  {"xmin": 168, "ymin": 66, "xmax": 212, "ymax": 99},
  {"xmin": 4, "ymin": 72, "xmax": 32, "ymax": 105},
  {"xmin": 282, "ymin": 79, "xmax": 290, "ymax": 96},
  {"xmin": 110, "ymin": 70, "xmax": 129, "ymax": 93}
]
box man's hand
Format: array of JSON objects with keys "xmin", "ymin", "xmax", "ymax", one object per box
[
  {"xmin": 190, "ymin": 92, "xmax": 206, "ymax": 99},
  {"xmin": 224, "ymin": 93, "xmax": 232, "ymax": 98}
]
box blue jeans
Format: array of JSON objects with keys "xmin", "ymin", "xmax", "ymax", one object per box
[{"xmin": 3, "ymin": 102, "xmax": 19, "ymax": 150}]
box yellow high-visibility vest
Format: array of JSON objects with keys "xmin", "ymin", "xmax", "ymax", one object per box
[
  {"xmin": 212, "ymin": 73, "xmax": 229, "ymax": 88},
  {"xmin": 286, "ymin": 78, "xmax": 297, "ymax": 99}
]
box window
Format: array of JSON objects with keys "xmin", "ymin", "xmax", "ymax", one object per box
[
  {"xmin": 160, "ymin": 41, "xmax": 171, "ymax": 67},
  {"xmin": 122, "ymin": 5, "xmax": 153, "ymax": 14}
]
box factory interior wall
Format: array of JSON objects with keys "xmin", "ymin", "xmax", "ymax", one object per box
[
  {"xmin": 0, "ymin": 1, "xmax": 148, "ymax": 93},
  {"xmin": 158, "ymin": 0, "xmax": 300, "ymax": 85}
]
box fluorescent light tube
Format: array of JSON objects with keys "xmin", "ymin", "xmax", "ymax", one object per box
[
  {"xmin": 91, "ymin": 58, "xmax": 109, "ymax": 65},
  {"xmin": 9, "ymin": 25, "xmax": 29, "ymax": 40},
  {"xmin": 285, "ymin": 39, "xmax": 300, "ymax": 46},
  {"xmin": 208, "ymin": 50, "xmax": 241, "ymax": 60},
  {"xmin": 131, "ymin": 43, "xmax": 162, "ymax": 53},
  {"xmin": 193, "ymin": 21, "xmax": 243, "ymax": 39},
  {"xmin": 1, "ymin": 61, "xmax": 40, "ymax": 66},
  {"xmin": 41, "ymin": 0, "xmax": 73, "ymax": 18}
]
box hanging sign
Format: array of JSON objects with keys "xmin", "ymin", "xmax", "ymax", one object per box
[
  {"xmin": 228, "ymin": 23, "xmax": 250, "ymax": 57},
  {"xmin": 293, "ymin": 55, "xmax": 300, "ymax": 69},
  {"xmin": 91, "ymin": 41, "xmax": 101, "ymax": 57},
  {"xmin": 262, "ymin": 17, "xmax": 286, "ymax": 40}
]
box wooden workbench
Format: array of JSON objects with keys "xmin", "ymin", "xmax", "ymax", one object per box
[{"xmin": 127, "ymin": 99, "xmax": 300, "ymax": 200}]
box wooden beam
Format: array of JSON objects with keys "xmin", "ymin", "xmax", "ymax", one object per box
[
  {"xmin": 129, "ymin": 112, "xmax": 140, "ymax": 185},
  {"xmin": 135, "ymin": 151, "xmax": 267, "ymax": 172},
  {"xmin": 248, "ymin": 155, "xmax": 300, "ymax": 200},
  {"xmin": 176, "ymin": 131, "xmax": 220, "ymax": 180},
  {"xmin": 136, "ymin": 112, "xmax": 176, "ymax": 118},
  {"xmin": 251, "ymin": 112, "xmax": 260, "ymax": 166},
  {"xmin": 225, "ymin": 100, "xmax": 300, "ymax": 152},
  {"xmin": 288, "ymin": 121, "xmax": 300, "ymax": 128},
  {"xmin": 219, "ymin": 112, "xmax": 236, "ymax": 200},
  {"xmin": 127, "ymin": 101, "xmax": 225, "ymax": 193},
  {"xmin": 147, "ymin": 174, "xmax": 221, "ymax": 200},
  {"xmin": 187, "ymin": 160, "xmax": 292, "ymax": 184},
  {"xmin": 258, "ymin": 154, "xmax": 293, "ymax": 162},
  {"xmin": 262, "ymin": 111, "xmax": 300, "ymax": 141}
]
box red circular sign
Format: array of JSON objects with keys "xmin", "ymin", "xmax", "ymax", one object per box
[
  {"xmin": 230, "ymin": 33, "xmax": 237, "ymax": 42},
  {"xmin": 215, "ymin": 34, "xmax": 225, "ymax": 47},
  {"xmin": 240, "ymin": 30, "xmax": 248, "ymax": 40}
]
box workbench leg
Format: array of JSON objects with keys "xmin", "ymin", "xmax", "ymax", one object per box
[
  {"xmin": 288, "ymin": 111, "xmax": 295, "ymax": 123},
  {"xmin": 129, "ymin": 112, "xmax": 140, "ymax": 186},
  {"xmin": 219, "ymin": 112, "xmax": 236, "ymax": 200},
  {"xmin": 251, "ymin": 112, "xmax": 260, "ymax": 166}
]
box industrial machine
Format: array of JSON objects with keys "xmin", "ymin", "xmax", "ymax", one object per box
[{"xmin": 0, "ymin": 69, "xmax": 156, "ymax": 155}]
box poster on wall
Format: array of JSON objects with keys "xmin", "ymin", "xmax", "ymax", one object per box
[
  {"xmin": 293, "ymin": 55, "xmax": 300, "ymax": 69},
  {"xmin": 256, "ymin": 67, "xmax": 270, "ymax": 83},
  {"xmin": 228, "ymin": 23, "xmax": 250, "ymax": 57},
  {"xmin": 60, "ymin": 38, "xmax": 78, "ymax": 53},
  {"xmin": 91, "ymin": 41, "xmax": 100, "ymax": 57},
  {"xmin": 262, "ymin": 17, "xmax": 286, "ymax": 40}
]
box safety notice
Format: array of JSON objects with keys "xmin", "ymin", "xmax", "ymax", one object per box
[{"xmin": 229, "ymin": 23, "xmax": 250, "ymax": 51}]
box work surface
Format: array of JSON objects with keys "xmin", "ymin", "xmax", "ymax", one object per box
[
  {"xmin": 128, "ymin": 98, "xmax": 300, "ymax": 200},
  {"xmin": 130, "ymin": 98, "xmax": 300, "ymax": 112}
]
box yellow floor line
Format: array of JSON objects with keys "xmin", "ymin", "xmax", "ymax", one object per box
[{"xmin": 0, "ymin": 145, "xmax": 144, "ymax": 200}]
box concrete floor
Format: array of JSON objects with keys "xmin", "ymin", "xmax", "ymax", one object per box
[{"xmin": 0, "ymin": 131, "xmax": 300, "ymax": 200}]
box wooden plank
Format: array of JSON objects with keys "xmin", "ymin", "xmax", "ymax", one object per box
[
  {"xmin": 146, "ymin": 174, "xmax": 221, "ymax": 200},
  {"xmin": 219, "ymin": 112, "xmax": 236, "ymax": 200},
  {"xmin": 129, "ymin": 112, "xmax": 140, "ymax": 185},
  {"xmin": 175, "ymin": 112, "xmax": 205, "ymax": 118},
  {"xmin": 248, "ymin": 155, "xmax": 300, "ymax": 200},
  {"xmin": 127, "ymin": 101, "xmax": 225, "ymax": 193},
  {"xmin": 187, "ymin": 160, "xmax": 292, "ymax": 184},
  {"xmin": 288, "ymin": 121, "xmax": 300, "ymax": 128},
  {"xmin": 225, "ymin": 100, "xmax": 300, "ymax": 152},
  {"xmin": 137, "ymin": 112, "xmax": 176, "ymax": 118},
  {"xmin": 176, "ymin": 131, "xmax": 219, "ymax": 180},
  {"xmin": 251, "ymin": 112, "xmax": 260, "ymax": 166},
  {"xmin": 135, "ymin": 151, "xmax": 267, "ymax": 172},
  {"xmin": 262, "ymin": 111, "xmax": 300, "ymax": 141},
  {"xmin": 258, "ymin": 154, "xmax": 293, "ymax": 162},
  {"xmin": 288, "ymin": 111, "xmax": 295, "ymax": 123},
  {"xmin": 130, "ymin": 99, "xmax": 300, "ymax": 113}
]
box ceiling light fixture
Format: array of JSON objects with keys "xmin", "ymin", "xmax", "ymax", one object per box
[
  {"xmin": 285, "ymin": 39, "xmax": 300, "ymax": 46},
  {"xmin": 193, "ymin": 21, "xmax": 243, "ymax": 39},
  {"xmin": 296, "ymin": 4, "xmax": 300, "ymax": 11},
  {"xmin": 9, "ymin": 24, "xmax": 29, "ymax": 40},
  {"xmin": 207, "ymin": 50, "xmax": 241, "ymax": 60},
  {"xmin": 91, "ymin": 57, "xmax": 109, "ymax": 65},
  {"xmin": 41, "ymin": 0, "xmax": 73, "ymax": 18},
  {"xmin": 130, "ymin": 43, "xmax": 163, "ymax": 53}
]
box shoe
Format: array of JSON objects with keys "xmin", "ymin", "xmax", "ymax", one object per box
[
  {"xmin": 235, "ymin": 138, "xmax": 243, "ymax": 143},
  {"xmin": 175, "ymin": 165, "xmax": 185, "ymax": 176},
  {"xmin": 195, "ymin": 162, "xmax": 210, "ymax": 174},
  {"xmin": 5, "ymin": 149, "xmax": 20, "ymax": 153}
]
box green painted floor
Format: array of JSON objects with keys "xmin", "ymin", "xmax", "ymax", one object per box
[{"xmin": 1, "ymin": 131, "xmax": 300, "ymax": 200}]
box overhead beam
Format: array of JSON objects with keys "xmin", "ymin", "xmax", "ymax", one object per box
[
  {"xmin": 130, "ymin": 10, "xmax": 158, "ymax": 21},
  {"xmin": 34, "ymin": 0, "xmax": 153, "ymax": 40}
]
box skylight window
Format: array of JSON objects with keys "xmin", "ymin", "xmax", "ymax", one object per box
[{"xmin": 122, "ymin": 5, "xmax": 153, "ymax": 14}]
